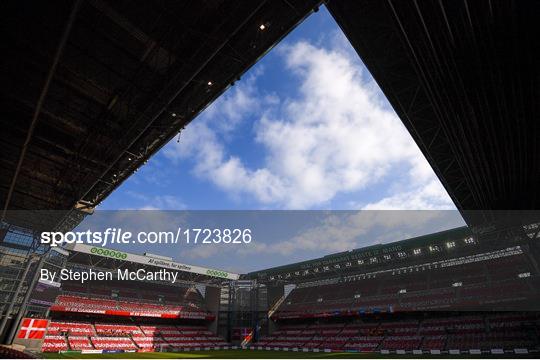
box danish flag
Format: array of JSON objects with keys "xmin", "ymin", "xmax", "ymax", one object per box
[{"xmin": 17, "ymin": 318, "xmax": 48, "ymax": 339}]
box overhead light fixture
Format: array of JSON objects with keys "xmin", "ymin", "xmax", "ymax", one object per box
[
  {"xmin": 464, "ymin": 236, "xmax": 475, "ymax": 244},
  {"xmin": 207, "ymin": 81, "xmax": 213, "ymax": 86},
  {"xmin": 171, "ymin": 112, "xmax": 177, "ymax": 117},
  {"xmin": 259, "ymin": 24, "xmax": 266, "ymax": 31}
]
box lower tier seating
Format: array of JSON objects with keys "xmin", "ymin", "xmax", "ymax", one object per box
[
  {"xmin": 258, "ymin": 312, "xmax": 539, "ymax": 351},
  {"xmin": 41, "ymin": 321, "xmax": 228, "ymax": 352}
]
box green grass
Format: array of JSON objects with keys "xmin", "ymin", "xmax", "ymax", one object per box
[
  {"xmin": 40, "ymin": 349, "xmax": 535, "ymax": 359},
  {"xmin": 43, "ymin": 350, "xmax": 369, "ymax": 359}
]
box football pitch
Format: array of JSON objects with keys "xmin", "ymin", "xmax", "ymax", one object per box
[
  {"xmin": 43, "ymin": 350, "xmax": 369, "ymax": 359},
  {"xmin": 41, "ymin": 350, "xmax": 534, "ymax": 359}
]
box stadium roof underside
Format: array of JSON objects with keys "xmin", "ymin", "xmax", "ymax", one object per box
[
  {"xmin": 246, "ymin": 226, "xmax": 472, "ymax": 283},
  {"xmin": 66, "ymin": 249, "xmax": 234, "ymax": 286},
  {"xmin": 327, "ymin": 0, "xmax": 540, "ymax": 227},
  {"xmin": 247, "ymin": 222, "xmax": 540, "ymax": 284},
  {"xmin": 0, "ymin": 0, "xmax": 322, "ymax": 232}
]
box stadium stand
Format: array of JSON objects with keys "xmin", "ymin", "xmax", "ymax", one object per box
[
  {"xmin": 94, "ymin": 324, "xmax": 144, "ymax": 336},
  {"xmin": 50, "ymin": 295, "xmax": 210, "ymax": 319},
  {"xmin": 131, "ymin": 336, "xmax": 166, "ymax": 350},
  {"xmin": 38, "ymin": 287, "xmax": 229, "ymax": 353},
  {"xmin": 252, "ymin": 238, "xmax": 540, "ymax": 353},
  {"xmin": 2, "ymin": 0, "xmax": 538, "ymax": 356},
  {"xmin": 47, "ymin": 321, "xmax": 95, "ymax": 335},
  {"xmin": 30, "ymin": 224, "xmax": 540, "ymax": 355},
  {"xmin": 90, "ymin": 337, "xmax": 137, "ymax": 351},
  {"xmin": 41, "ymin": 319, "xmax": 229, "ymax": 352},
  {"xmin": 257, "ymin": 312, "xmax": 539, "ymax": 351},
  {"xmin": 41, "ymin": 335, "xmax": 68, "ymax": 352},
  {"xmin": 272, "ymin": 247, "xmax": 537, "ymax": 318},
  {"xmin": 67, "ymin": 336, "xmax": 94, "ymax": 350}
]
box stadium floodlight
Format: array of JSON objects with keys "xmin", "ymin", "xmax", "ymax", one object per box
[
  {"xmin": 429, "ymin": 245, "xmax": 440, "ymax": 252},
  {"xmin": 397, "ymin": 251, "xmax": 407, "ymax": 258},
  {"xmin": 259, "ymin": 24, "xmax": 266, "ymax": 30},
  {"xmin": 398, "ymin": 289, "xmax": 407, "ymax": 294},
  {"xmin": 452, "ymin": 282, "xmax": 463, "ymax": 287},
  {"xmin": 464, "ymin": 236, "xmax": 476, "ymax": 244},
  {"xmin": 446, "ymin": 241, "xmax": 456, "ymax": 249},
  {"xmin": 518, "ymin": 272, "xmax": 531, "ymax": 278},
  {"xmin": 207, "ymin": 81, "xmax": 213, "ymax": 86},
  {"xmin": 171, "ymin": 112, "xmax": 177, "ymax": 117},
  {"xmin": 413, "ymin": 248, "xmax": 422, "ymax": 255}
]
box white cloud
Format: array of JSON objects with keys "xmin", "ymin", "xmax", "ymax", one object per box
[
  {"xmin": 362, "ymin": 179, "xmax": 453, "ymax": 210},
  {"xmin": 164, "ymin": 32, "xmax": 454, "ymax": 210},
  {"xmin": 174, "ymin": 210, "xmax": 465, "ymax": 270},
  {"xmin": 121, "ymin": 191, "xmax": 186, "ymax": 210},
  {"xmin": 238, "ymin": 210, "xmax": 463, "ymax": 257}
]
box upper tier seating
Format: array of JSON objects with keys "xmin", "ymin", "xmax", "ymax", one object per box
[
  {"xmin": 274, "ymin": 252, "xmax": 536, "ymax": 318},
  {"xmin": 52, "ymin": 295, "xmax": 208, "ymax": 318}
]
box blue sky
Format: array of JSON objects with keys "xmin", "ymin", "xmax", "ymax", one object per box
[
  {"xmin": 93, "ymin": 6, "xmax": 464, "ymax": 272},
  {"xmin": 101, "ymin": 6, "xmax": 455, "ymax": 212}
]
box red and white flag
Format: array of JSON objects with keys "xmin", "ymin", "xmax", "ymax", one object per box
[{"xmin": 17, "ymin": 318, "xmax": 48, "ymax": 339}]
